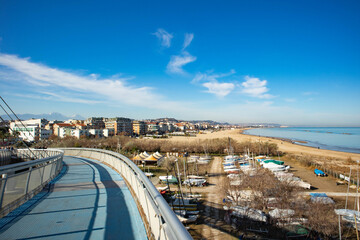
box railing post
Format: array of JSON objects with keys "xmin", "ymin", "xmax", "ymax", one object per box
[
  {"xmin": 40, "ymin": 165, "xmax": 45, "ymax": 185},
  {"xmin": 0, "ymin": 174, "xmax": 8, "ymax": 208},
  {"xmin": 24, "ymin": 167, "xmax": 33, "ymax": 195}
]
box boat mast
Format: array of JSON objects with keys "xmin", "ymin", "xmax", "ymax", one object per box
[{"xmin": 346, "ymin": 167, "xmax": 352, "ymax": 210}]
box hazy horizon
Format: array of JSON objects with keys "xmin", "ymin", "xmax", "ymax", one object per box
[{"xmin": 0, "ymin": 1, "xmax": 359, "ymax": 126}]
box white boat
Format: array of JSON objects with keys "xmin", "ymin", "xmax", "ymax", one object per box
[
  {"xmin": 224, "ymin": 168, "xmax": 240, "ymax": 173},
  {"xmin": 183, "ymin": 178, "xmax": 207, "ymax": 187},
  {"xmin": 174, "ymin": 210, "xmax": 200, "ymax": 215},
  {"xmin": 176, "ymin": 213, "xmax": 198, "ymax": 223},
  {"xmin": 229, "ymin": 206, "xmax": 267, "ymax": 222},
  {"xmin": 224, "ymin": 155, "xmax": 239, "ymax": 161},
  {"xmin": 262, "ymin": 162, "xmax": 289, "ymax": 172},
  {"xmin": 187, "ymin": 155, "xmax": 199, "ymax": 163},
  {"xmin": 159, "ymin": 175, "xmax": 178, "ymax": 183},
  {"xmin": 224, "ymin": 165, "xmax": 236, "ymax": 169},
  {"xmin": 200, "ymin": 156, "xmax": 211, "ymax": 161}
]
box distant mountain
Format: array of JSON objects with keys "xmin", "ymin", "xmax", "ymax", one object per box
[{"xmin": 0, "ymin": 112, "xmax": 85, "ymax": 121}]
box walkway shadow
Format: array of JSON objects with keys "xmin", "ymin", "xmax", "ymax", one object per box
[{"xmin": 79, "ymin": 158, "xmax": 138, "ymax": 240}]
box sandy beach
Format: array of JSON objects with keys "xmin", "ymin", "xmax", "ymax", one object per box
[{"xmin": 166, "ymin": 129, "xmax": 360, "ymax": 161}]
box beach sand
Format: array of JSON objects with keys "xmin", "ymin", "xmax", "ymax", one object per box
[{"xmin": 166, "ymin": 129, "xmax": 360, "ymax": 161}]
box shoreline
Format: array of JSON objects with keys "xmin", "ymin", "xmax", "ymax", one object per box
[
  {"xmin": 165, "ymin": 129, "xmax": 360, "ymax": 161},
  {"xmin": 242, "ymin": 128, "xmax": 360, "ymax": 155}
]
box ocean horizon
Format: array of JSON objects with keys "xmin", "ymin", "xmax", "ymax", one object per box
[{"xmin": 243, "ymin": 127, "xmax": 360, "ymax": 154}]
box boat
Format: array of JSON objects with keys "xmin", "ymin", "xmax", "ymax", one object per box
[
  {"xmin": 183, "ymin": 178, "xmax": 207, "ymax": 187},
  {"xmin": 223, "ymin": 162, "xmax": 235, "ymax": 166},
  {"xmin": 314, "ymin": 168, "xmax": 327, "ymax": 176},
  {"xmin": 262, "ymin": 162, "xmax": 289, "ymax": 172},
  {"xmin": 224, "ymin": 165, "xmax": 236, "ymax": 169},
  {"xmin": 175, "ymin": 213, "xmax": 198, "ymax": 223},
  {"xmin": 262, "ymin": 159, "xmax": 284, "ymax": 165},
  {"xmin": 159, "ymin": 175, "xmax": 178, "ymax": 183},
  {"xmin": 197, "ymin": 157, "xmax": 210, "ymax": 164},
  {"xmin": 187, "ymin": 155, "xmax": 199, "ymax": 163},
  {"xmin": 224, "ymin": 168, "xmax": 240, "ymax": 173}
]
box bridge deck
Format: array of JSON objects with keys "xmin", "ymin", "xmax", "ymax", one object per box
[{"xmin": 0, "ymin": 156, "xmax": 147, "ymax": 240}]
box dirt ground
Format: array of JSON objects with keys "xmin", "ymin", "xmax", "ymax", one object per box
[
  {"xmin": 186, "ymin": 156, "xmax": 358, "ymax": 239},
  {"xmin": 188, "ymin": 157, "xmax": 238, "ymax": 240},
  {"xmin": 151, "ymin": 129, "xmax": 360, "ymax": 239}
]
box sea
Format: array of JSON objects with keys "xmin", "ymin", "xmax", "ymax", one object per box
[{"xmin": 243, "ymin": 127, "xmax": 360, "ymax": 154}]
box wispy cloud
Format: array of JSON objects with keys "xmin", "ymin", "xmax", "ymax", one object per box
[
  {"xmin": 192, "ymin": 70, "xmax": 236, "ymax": 97},
  {"xmin": 241, "ymin": 76, "xmax": 274, "ymax": 99},
  {"xmin": 0, "ymin": 53, "xmax": 186, "ymax": 111},
  {"xmin": 167, "ymin": 51, "xmax": 196, "ymax": 74},
  {"xmin": 153, "ymin": 28, "xmax": 173, "ymax": 48},
  {"xmin": 202, "ymin": 82, "xmax": 235, "ymax": 98},
  {"xmin": 183, "ymin": 33, "xmax": 194, "ymax": 50},
  {"xmin": 166, "ymin": 33, "xmax": 196, "ymax": 74},
  {"xmin": 15, "ymin": 91, "xmax": 102, "ymax": 104},
  {"xmin": 192, "ymin": 70, "xmax": 235, "ymax": 83}
]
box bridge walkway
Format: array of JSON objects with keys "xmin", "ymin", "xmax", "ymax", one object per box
[{"xmin": 0, "ymin": 156, "xmax": 147, "ymax": 240}]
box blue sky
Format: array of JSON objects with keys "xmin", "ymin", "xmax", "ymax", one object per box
[{"xmin": 0, "ymin": 0, "xmax": 359, "ymax": 126}]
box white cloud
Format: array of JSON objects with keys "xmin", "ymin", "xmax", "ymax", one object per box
[
  {"xmin": 0, "ymin": 53, "xmax": 186, "ymax": 111},
  {"xmin": 153, "ymin": 28, "xmax": 173, "ymax": 48},
  {"xmin": 241, "ymin": 76, "xmax": 274, "ymax": 99},
  {"xmin": 192, "ymin": 70, "xmax": 235, "ymax": 84},
  {"xmin": 16, "ymin": 91, "xmax": 102, "ymax": 104},
  {"xmin": 192, "ymin": 70, "xmax": 236, "ymax": 97},
  {"xmin": 166, "ymin": 51, "xmax": 196, "ymax": 74},
  {"xmin": 183, "ymin": 33, "xmax": 194, "ymax": 50},
  {"xmin": 202, "ymin": 82, "xmax": 235, "ymax": 98}
]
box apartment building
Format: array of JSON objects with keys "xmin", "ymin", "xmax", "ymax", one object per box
[
  {"xmin": 146, "ymin": 122, "xmax": 159, "ymax": 133},
  {"xmin": 132, "ymin": 120, "xmax": 146, "ymax": 136},
  {"xmin": 106, "ymin": 117, "xmax": 133, "ymax": 135},
  {"xmin": 53, "ymin": 123, "xmax": 73, "ymax": 136},
  {"xmin": 84, "ymin": 117, "xmax": 105, "ymax": 129}
]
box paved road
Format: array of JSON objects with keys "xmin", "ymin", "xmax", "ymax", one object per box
[{"xmin": 0, "ymin": 156, "xmax": 147, "ymax": 240}]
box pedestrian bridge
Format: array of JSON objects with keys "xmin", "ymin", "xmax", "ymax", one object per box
[{"xmin": 0, "ymin": 148, "xmax": 192, "ymax": 240}]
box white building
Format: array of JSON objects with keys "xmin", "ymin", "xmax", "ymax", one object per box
[
  {"xmin": 71, "ymin": 129, "xmax": 88, "ymax": 139},
  {"xmin": 9, "ymin": 119, "xmax": 51, "ymax": 142}
]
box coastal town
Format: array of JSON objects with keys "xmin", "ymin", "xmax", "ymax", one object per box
[{"xmin": 0, "ymin": 116, "xmax": 278, "ymax": 144}]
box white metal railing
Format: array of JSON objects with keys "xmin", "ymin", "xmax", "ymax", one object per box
[
  {"xmin": 62, "ymin": 148, "xmax": 192, "ymax": 240},
  {"xmin": 0, "ymin": 149, "xmax": 64, "ymax": 217}
]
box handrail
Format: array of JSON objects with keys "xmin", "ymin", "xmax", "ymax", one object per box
[
  {"xmin": 0, "ymin": 152, "xmax": 60, "ymax": 174},
  {"xmin": 0, "ymin": 149, "xmax": 64, "ymax": 217},
  {"xmin": 61, "ymin": 148, "xmax": 192, "ymax": 240}
]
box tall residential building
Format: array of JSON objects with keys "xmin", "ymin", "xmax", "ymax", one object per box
[
  {"xmin": 84, "ymin": 117, "xmax": 105, "ymax": 129},
  {"xmin": 132, "ymin": 120, "xmax": 146, "ymax": 136},
  {"xmin": 106, "ymin": 117, "xmax": 133, "ymax": 135}
]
